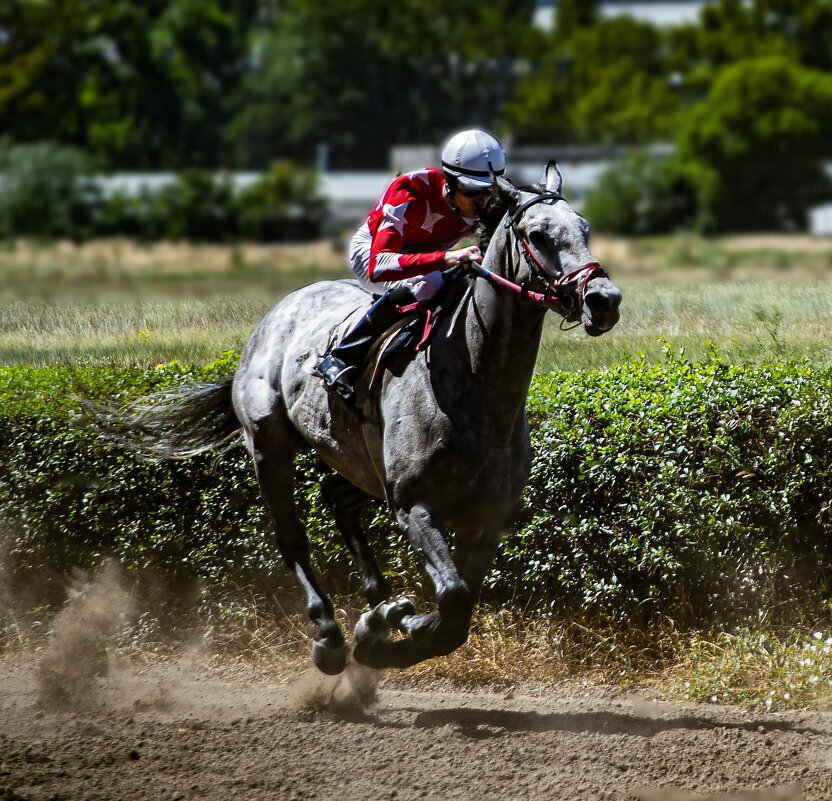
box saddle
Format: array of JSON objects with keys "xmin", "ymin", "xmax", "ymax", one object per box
[
  {"xmin": 317, "ymin": 275, "xmax": 467, "ymax": 410},
  {"xmin": 364, "ymin": 302, "xmax": 438, "ymax": 381}
]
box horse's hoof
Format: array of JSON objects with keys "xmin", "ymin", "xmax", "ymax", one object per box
[
  {"xmin": 384, "ymin": 597, "xmax": 416, "ymax": 629},
  {"xmin": 355, "ymin": 605, "xmax": 391, "ymax": 643},
  {"xmin": 311, "ymin": 639, "xmax": 349, "ymax": 675}
]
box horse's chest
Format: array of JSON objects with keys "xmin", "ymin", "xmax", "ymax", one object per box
[{"xmin": 383, "ymin": 415, "xmax": 531, "ymax": 516}]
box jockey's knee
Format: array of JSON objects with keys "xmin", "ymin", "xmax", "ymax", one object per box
[{"xmin": 387, "ymin": 285, "xmax": 418, "ymax": 306}]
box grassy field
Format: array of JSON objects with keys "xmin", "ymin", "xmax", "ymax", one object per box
[{"xmin": 1, "ymin": 234, "xmax": 831, "ymax": 368}]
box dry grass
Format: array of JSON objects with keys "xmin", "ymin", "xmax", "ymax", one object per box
[
  {"xmin": 592, "ymin": 233, "xmax": 832, "ymax": 284},
  {"xmin": 183, "ymin": 604, "xmax": 832, "ymax": 710},
  {"xmin": 3, "ymin": 234, "xmax": 829, "ymax": 293},
  {"xmin": 0, "ymin": 238, "xmax": 352, "ymax": 366},
  {"xmin": 4, "ymin": 234, "xmax": 832, "ymax": 369},
  {"xmin": 5, "ymin": 589, "xmax": 832, "ymax": 710},
  {"xmin": 0, "ymin": 238, "xmax": 349, "ymax": 304}
]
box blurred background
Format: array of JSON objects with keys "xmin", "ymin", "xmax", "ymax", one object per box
[{"xmin": 2, "ymin": 0, "xmax": 832, "ymax": 368}]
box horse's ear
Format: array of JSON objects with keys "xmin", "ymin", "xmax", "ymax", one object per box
[
  {"xmin": 496, "ymin": 175, "xmax": 521, "ymax": 209},
  {"xmin": 543, "ymin": 160, "xmax": 563, "ymax": 195}
]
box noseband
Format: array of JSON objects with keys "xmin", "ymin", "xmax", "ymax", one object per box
[{"xmin": 471, "ymin": 192, "xmax": 606, "ymax": 321}]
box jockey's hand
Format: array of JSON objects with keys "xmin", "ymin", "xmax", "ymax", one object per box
[{"xmin": 444, "ymin": 246, "xmax": 483, "ymax": 269}]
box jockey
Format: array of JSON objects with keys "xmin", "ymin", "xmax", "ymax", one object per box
[{"xmin": 316, "ymin": 128, "xmax": 507, "ymax": 403}]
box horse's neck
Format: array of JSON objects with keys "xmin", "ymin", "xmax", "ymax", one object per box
[{"xmin": 442, "ymin": 224, "xmax": 546, "ymax": 417}]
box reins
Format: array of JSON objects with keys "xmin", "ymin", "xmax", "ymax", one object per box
[
  {"xmin": 468, "ymin": 261, "xmax": 603, "ymax": 320},
  {"xmin": 468, "ymin": 191, "xmax": 606, "ymax": 322}
]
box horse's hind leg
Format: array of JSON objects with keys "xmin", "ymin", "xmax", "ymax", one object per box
[
  {"xmin": 321, "ymin": 475, "xmax": 391, "ymax": 607},
  {"xmin": 250, "ymin": 418, "xmax": 348, "ymax": 675}
]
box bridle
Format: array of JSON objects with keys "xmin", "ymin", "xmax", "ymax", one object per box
[{"xmin": 470, "ymin": 191, "xmax": 607, "ymax": 324}]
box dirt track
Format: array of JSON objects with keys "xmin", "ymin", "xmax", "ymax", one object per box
[{"xmin": 1, "ymin": 657, "xmax": 831, "ymax": 801}]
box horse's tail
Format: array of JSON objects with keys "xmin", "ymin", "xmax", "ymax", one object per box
[{"xmin": 87, "ymin": 374, "xmax": 241, "ymax": 461}]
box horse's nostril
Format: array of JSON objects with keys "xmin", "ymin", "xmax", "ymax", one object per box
[
  {"xmin": 586, "ymin": 289, "xmax": 622, "ymax": 313},
  {"xmin": 585, "ymin": 292, "xmax": 607, "ymax": 311}
]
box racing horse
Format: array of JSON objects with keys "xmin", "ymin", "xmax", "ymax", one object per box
[{"xmin": 106, "ymin": 163, "xmax": 622, "ymax": 674}]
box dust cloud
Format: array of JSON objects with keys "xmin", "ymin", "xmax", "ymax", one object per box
[
  {"xmin": 37, "ymin": 560, "xmax": 136, "ymax": 708},
  {"xmin": 289, "ymin": 660, "xmax": 380, "ymax": 714}
]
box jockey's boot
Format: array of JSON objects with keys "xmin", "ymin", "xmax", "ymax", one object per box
[{"xmin": 316, "ymin": 287, "xmax": 416, "ymax": 403}]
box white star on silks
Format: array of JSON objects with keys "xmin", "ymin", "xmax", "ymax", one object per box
[
  {"xmin": 407, "ymin": 170, "xmax": 431, "ymax": 185},
  {"xmin": 378, "ymin": 201, "xmax": 409, "ymax": 235},
  {"xmin": 421, "ymin": 208, "xmax": 445, "ymax": 234}
]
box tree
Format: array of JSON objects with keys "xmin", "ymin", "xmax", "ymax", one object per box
[
  {"xmin": 227, "ymin": 0, "xmax": 538, "ymax": 169},
  {"xmin": 0, "ymin": 0, "xmax": 92, "ymax": 146},
  {"xmin": 0, "ymin": 141, "xmax": 100, "ymax": 240},
  {"xmin": 582, "ymin": 152, "xmax": 694, "ymax": 235},
  {"xmin": 665, "ymin": 0, "xmax": 832, "ymax": 96},
  {"xmin": 554, "ymin": 0, "xmax": 599, "ymax": 37},
  {"xmin": 502, "ymin": 16, "xmax": 682, "ymax": 145},
  {"xmin": 676, "ymin": 56, "xmax": 832, "ymax": 232},
  {"xmin": 0, "ymin": 0, "xmax": 257, "ymax": 168}
]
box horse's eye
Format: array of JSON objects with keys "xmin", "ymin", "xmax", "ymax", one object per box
[{"xmin": 529, "ymin": 231, "xmax": 551, "ymax": 253}]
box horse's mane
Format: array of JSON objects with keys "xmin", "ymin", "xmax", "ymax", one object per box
[{"xmin": 475, "ymin": 178, "xmax": 546, "ymax": 253}]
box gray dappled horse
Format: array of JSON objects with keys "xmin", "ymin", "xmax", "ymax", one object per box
[{"xmin": 108, "ymin": 163, "xmax": 621, "ymax": 674}]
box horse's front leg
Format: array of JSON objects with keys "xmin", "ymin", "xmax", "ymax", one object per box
[
  {"xmin": 453, "ymin": 527, "xmax": 503, "ymax": 597},
  {"xmin": 353, "ymin": 504, "xmax": 479, "ymax": 670}
]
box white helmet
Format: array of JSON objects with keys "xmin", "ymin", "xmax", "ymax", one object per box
[{"xmin": 440, "ymin": 129, "xmax": 506, "ymax": 191}]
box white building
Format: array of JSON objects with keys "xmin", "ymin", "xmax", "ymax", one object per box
[
  {"xmin": 534, "ymin": 0, "xmax": 713, "ymax": 30},
  {"xmin": 809, "ymin": 204, "xmax": 832, "ymax": 237}
]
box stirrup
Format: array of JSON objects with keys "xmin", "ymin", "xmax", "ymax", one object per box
[
  {"xmin": 316, "ymin": 355, "xmax": 357, "ymax": 403},
  {"xmin": 328, "ymin": 375, "xmax": 356, "ymax": 404}
]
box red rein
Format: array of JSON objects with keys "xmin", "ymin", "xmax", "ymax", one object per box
[
  {"xmin": 394, "ymin": 259, "xmax": 604, "ymax": 351},
  {"xmin": 470, "ymin": 259, "xmax": 603, "ymax": 316}
]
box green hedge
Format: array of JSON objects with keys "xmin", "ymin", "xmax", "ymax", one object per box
[
  {"xmin": 2, "ymin": 352, "xmax": 832, "ymax": 628},
  {"xmin": 514, "ymin": 353, "xmax": 832, "ymax": 626}
]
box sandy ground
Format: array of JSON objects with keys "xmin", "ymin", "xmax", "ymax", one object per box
[{"xmin": 1, "ymin": 655, "xmax": 830, "ymax": 801}]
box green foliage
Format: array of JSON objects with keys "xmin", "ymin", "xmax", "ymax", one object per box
[
  {"xmin": 667, "ymin": 0, "xmax": 832, "ymax": 91},
  {"xmin": 228, "ymin": 0, "xmax": 539, "ymax": 169},
  {"xmin": 0, "ymin": 355, "xmax": 274, "ymax": 605},
  {"xmin": 0, "ymin": 141, "xmax": 100, "ymax": 241},
  {"xmin": 581, "ymin": 152, "xmax": 695, "ymax": 235},
  {"xmin": 554, "ymin": 0, "xmax": 600, "ymax": 37},
  {"xmin": 510, "ymin": 350, "xmax": 832, "ymax": 627},
  {"xmin": 2, "ymin": 353, "xmax": 832, "ymax": 631},
  {"xmin": 3, "ymin": 0, "xmax": 832, "ymax": 202},
  {"xmin": 234, "ymin": 162, "xmax": 327, "ymax": 241},
  {"xmin": 502, "ymin": 15, "xmax": 683, "ymax": 145},
  {"xmin": 95, "ymin": 170, "xmax": 238, "ymax": 242},
  {"xmin": 0, "ymin": 158, "xmax": 324, "ymax": 242},
  {"xmin": 676, "ymin": 56, "xmax": 832, "ymax": 232},
  {"xmin": 0, "ymin": 0, "xmax": 257, "ymax": 169},
  {"xmin": 501, "ymin": 1, "xmax": 832, "ymax": 235}
]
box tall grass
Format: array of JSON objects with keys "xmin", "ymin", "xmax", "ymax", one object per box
[
  {"xmin": 1, "ymin": 235, "xmax": 831, "ymax": 368},
  {"xmin": 537, "ymin": 280, "xmax": 832, "ymax": 370},
  {"xmin": 0, "ymin": 297, "xmax": 270, "ymax": 366},
  {"xmin": 0, "ymin": 239, "xmax": 348, "ymax": 366}
]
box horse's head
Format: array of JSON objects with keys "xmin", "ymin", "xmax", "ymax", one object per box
[{"xmin": 492, "ymin": 161, "xmax": 621, "ymax": 336}]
